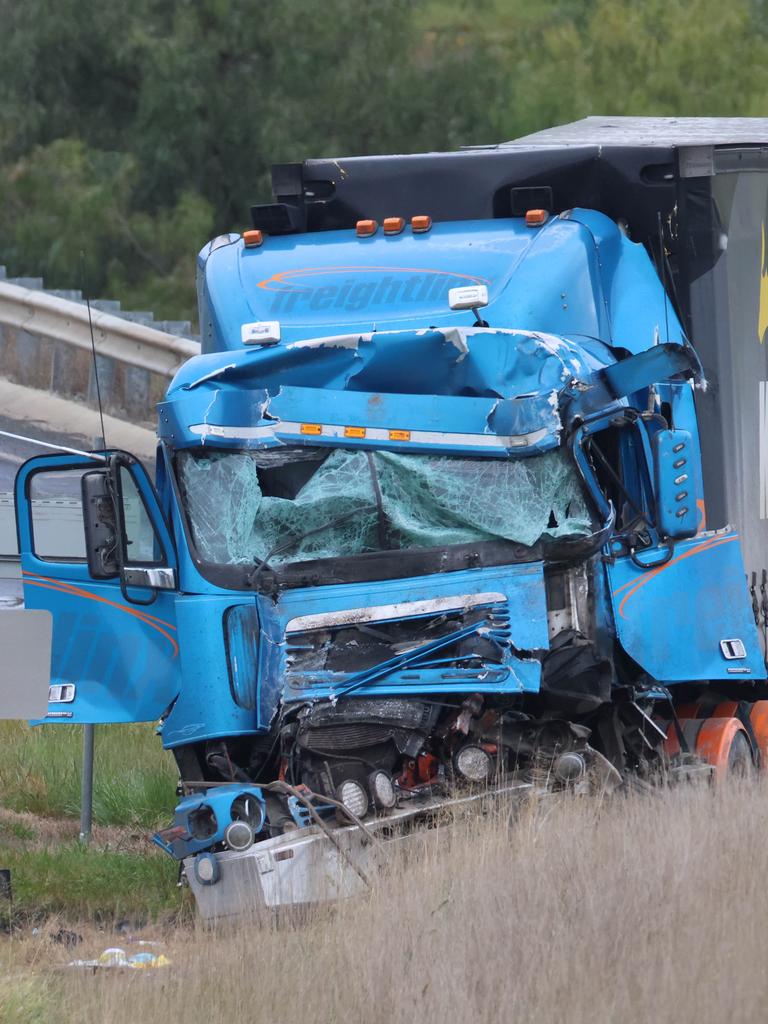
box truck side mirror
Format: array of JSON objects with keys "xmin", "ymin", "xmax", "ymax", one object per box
[
  {"xmin": 652, "ymin": 429, "xmax": 699, "ymax": 539},
  {"xmin": 81, "ymin": 470, "xmax": 120, "ymax": 578}
]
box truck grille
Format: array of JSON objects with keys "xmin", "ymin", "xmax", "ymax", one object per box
[{"xmin": 285, "ymin": 596, "xmax": 511, "ymax": 689}]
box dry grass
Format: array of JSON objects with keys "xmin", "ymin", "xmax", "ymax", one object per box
[{"xmin": 5, "ymin": 780, "xmax": 768, "ymax": 1023}]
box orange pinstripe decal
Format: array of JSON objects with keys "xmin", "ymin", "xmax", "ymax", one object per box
[
  {"xmin": 610, "ymin": 533, "xmax": 729, "ymax": 598},
  {"xmin": 256, "ymin": 265, "xmax": 491, "ymax": 293},
  {"xmin": 615, "ymin": 534, "xmax": 739, "ymax": 620},
  {"xmin": 22, "ymin": 574, "xmax": 179, "ymax": 658},
  {"xmin": 22, "ymin": 572, "xmax": 176, "ymax": 629},
  {"xmin": 696, "ymin": 499, "xmax": 707, "ymax": 534}
]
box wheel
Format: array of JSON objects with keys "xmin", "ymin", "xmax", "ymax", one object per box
[
  {"xmin": 726, "ymin": 729, "xmax": 754, "ymax": 778},
  {"xmin": 664, "ymin": 716, "xmax": 755, "ymax": 782},
  {"xmin": 695, "ymin": 717, "xmax": 753, "ymax": 783}
]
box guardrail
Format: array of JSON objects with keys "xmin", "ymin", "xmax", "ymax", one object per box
[
  {"xmin": 0, "ymin": 279, "xmax": 200, "ymax": 378},
  {"xmin": 0, "ymin": 279, "xmax": 202, "ymax": 423}
]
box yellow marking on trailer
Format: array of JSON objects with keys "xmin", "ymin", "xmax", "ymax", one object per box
[{"xmin": 759, "ymin": 222, "xmax": 768, "ymax": 344}]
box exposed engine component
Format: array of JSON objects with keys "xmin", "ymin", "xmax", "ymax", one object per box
[
  {"xmin": 295, "ymin": 698, "xmax": 440, "ymax": 759},
  {"xmin": 285, "ymin": 600, "xmax": 513, "ymax": 689},
  {"xmin": 273, "ymin": 692, "xmax": 607, "ymax": 822}
]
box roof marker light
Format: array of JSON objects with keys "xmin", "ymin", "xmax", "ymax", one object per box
[
  {"xmin": 356, "ymin": 219, "xmax": 378, "ymax": 237},
  {"xmin": 300, "ymin": 423, "xmax": 322, "ymax": 435},
  {"xmin": 411, "ymin": 215, "xmax": 432, "ymax": 233},
  {"xmin": 389, "ymin": 429, "xmax": 411, "ymax": 441},
  {"xmin": 243, "ymin": 229, "xmax": 264, "ymax": 247},
  {"xmin": 525, "ymin": 209, "xmax": 548, "ymax": 227},
  {"xmin": 449, "ymin": 285, "xmax": 488, "ymax": 311},
  {"xmin": 383, "ymin": 217, "xmax": 405, "ymax": 235},
  {"xmin": 344, "ymin": 426, "xmax": 367, "ymax": 438},
  {"xmin": 242, "ymin": 321, "xmax": 280, "ymax": 346}
]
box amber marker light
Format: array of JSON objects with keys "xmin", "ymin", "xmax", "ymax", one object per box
[
  {"xmin": 344, "ymin": 426, "xmax": 367, "ymax": 438},
  {"xmin": 389, "ymin": 429, "xmax": 411, "ymax": 441},
  {"xmin": 525, "ymin": 209, "xmax": 548, "ymax": 227},
  {"xmin": 411, "ymin": 215, "xmax": 432, "ymax": 233},
  {"xmin": 242, "ymin": 229, "xmax": 264, "ymax": 247},
  {"xmin": 356, "ymin": 219, "xmax": 378, "ymax": 237},
  {"xmin": 300, "ymin": 423, "xmax": 322, "ymax": 435},
  {"xmin": 383, "ymin": 217, "xmax": 405, "ymax": 235}
]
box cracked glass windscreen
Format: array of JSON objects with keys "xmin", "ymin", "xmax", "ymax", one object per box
[{"xmin": 177, "ymin": 446, "xmax": 594, "ymax": 566}]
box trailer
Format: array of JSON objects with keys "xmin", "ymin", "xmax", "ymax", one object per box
[{"xmin": 12, "ymin": 117, "xmax": 768, "ymax": 918}]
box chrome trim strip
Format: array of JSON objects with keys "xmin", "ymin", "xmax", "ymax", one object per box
[
  {"xmin": 188, "ymin": 420, "xmax": 549, "ymax": 449},
  {"xmin": 286, "ymin": 592, "xmax": 507, "ymax": 633}
]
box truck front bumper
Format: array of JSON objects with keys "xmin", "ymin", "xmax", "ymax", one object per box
[{"xmin": 184, "ymin": 780, "xmax": 532, "ymax": 922}]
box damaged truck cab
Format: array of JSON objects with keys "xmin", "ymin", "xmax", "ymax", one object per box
[{"xmin": 16, "ymin": 120, "xmax": 768, "ymax": 910}]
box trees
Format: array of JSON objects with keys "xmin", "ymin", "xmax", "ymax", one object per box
[{"xmin": 1, "ymin": 0, "xmax": 767, "ymax": 321}]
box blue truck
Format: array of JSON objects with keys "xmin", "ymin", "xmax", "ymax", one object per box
[{"xmin": 14, "ymin": 117, "xmax": 768, "ymax": 915}]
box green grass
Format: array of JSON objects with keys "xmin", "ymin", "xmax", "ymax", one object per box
[
  {"xmin": 0, "ymin": 722, "xmax": 183, "ymax": 922},
  {"xmin": 0, "ymin": 975, "xmax": 62, "ymax": 1024},
  {"xmin": 0, "ymin": 722, "xmax": 177, "ymax": 828},
  {"xmin": 0, "ymin": 841, "xmax": 181, "ymax": 920},
  {"xmin": 0, "ymin": 819, "xmax": 36, "ymax": 842}
]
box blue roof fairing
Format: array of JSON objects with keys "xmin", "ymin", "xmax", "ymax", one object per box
[
  {"xmin": 196, "ymin": 210, "xmax": 684, "ymax": 355},
  {"xmin": 164, "ymin": 207, "xmax": 687, "ymax": 457}
]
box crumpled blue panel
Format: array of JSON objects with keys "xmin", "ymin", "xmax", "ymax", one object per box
[
  {"xmin": 168, "ymin": 326, "xmax": 597, "ymax": 399},
  {"xmin": 160, "ymin": 326, "xmax": 612, "ymax": 453}
]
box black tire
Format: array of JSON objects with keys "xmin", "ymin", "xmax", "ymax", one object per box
[{"xmin": 727, "ymin": 730, "xmax": 755, "ymax": 778}]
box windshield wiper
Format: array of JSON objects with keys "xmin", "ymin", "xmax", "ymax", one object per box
[{"xmin": 246, "ymin": 504, "xmax": 378, "ymax": 588}]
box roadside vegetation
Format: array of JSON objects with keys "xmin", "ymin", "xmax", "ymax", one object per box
[
  {"xmin": 0, "ymin": 722, "xmax": 176, "ymax": 826},
  {"xmin": 0, "ymin": 723, "xmax": 180, "ymax": 920},
  {"xmin": 3, "ymin": 781, "xmax": 768, "ymax": 1023},
  {"xmin": 1, "ymin": 0, "xmax": 767, "ymax": 321}
]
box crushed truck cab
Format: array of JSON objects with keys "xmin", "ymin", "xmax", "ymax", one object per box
[{"xmin": 16, "ymin": 117, "xmax": 768, "ymax": 917}]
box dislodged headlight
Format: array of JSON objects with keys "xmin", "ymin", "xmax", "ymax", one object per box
[
  {"xmin": 231, "ymin": 793, "xmax": 265, "ymax": 834},
  {"xmin": 223, "ymin": 820, "xmax": 254, "ymax": 852},
  {"xmin": 188, "ymin": 804, "xmax": 217, "ymax": 840},
  {"xmin": 552, "ymin": 751, "xmax": 586, "ymax": 782},
  {"xmin": 454, "ymin": 744, "xmax": 492, "ymax": 783}
]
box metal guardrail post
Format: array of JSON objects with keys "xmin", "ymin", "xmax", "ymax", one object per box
[
  {"xmin": 79, "ymin": 432, "xmax": 104, "ymax": 845},
  {"xmin": 79, "ymin": 724, "xmax": 95, "ymax": 844}
]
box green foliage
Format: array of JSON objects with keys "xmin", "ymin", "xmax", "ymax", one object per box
[
  {"xmin": 1, "ymin": 0, "xmax": 767, "ymax": 320},
  {"xmin": 0, "ymin": 841, "xmax": 181, "ymax": 918},
  {"xmin": 0, "ymin": 722, "xmax": 177, "ymax": 828}
]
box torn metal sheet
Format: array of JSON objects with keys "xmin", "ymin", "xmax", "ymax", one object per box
[{"xmin": 159, "ymin": 326, "xmax": 609, "ymax": 455}]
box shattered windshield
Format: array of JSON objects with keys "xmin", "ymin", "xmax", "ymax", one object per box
[{"xmin": 176, "ymin": 446, "xmax": 593, "ymax": 568}]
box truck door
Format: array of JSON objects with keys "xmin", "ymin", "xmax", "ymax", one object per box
[
  {"xmin": 574, "ymin": 415, "xmax": 766, "ymax": 682},
  {"xmin": 14, "ymin": 450, "xmax": 182, "ymax": 723}
]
